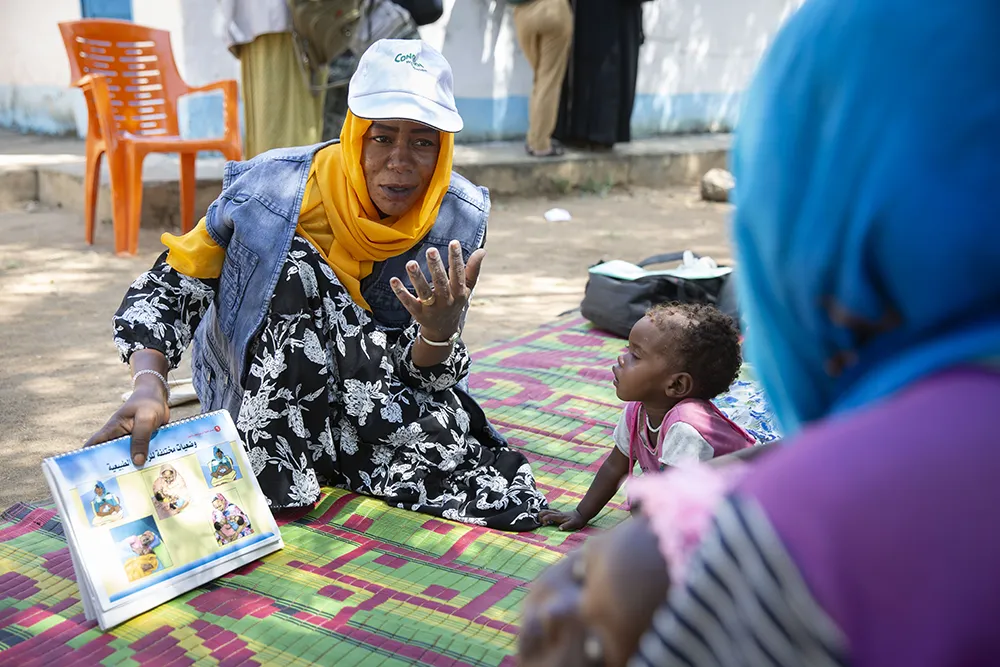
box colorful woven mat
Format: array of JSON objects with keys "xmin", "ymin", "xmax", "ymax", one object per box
[{"xmin": 0, "ymin": 317, "xmax": 634, "ymax": 666}]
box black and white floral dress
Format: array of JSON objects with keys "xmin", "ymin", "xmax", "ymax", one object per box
[{"xmin": 113, "ymin": 236, "xmax": 547, "ymax": 531}]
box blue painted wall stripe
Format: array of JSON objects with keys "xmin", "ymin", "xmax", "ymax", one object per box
[
  {"xmin": 0, "ymin": 85, "xmax": 85, "ymax": 136},
  {"xmin": 1, "ymin": 84, "xmax": 742, "ymax": 144},
  {"xmin": 80, "ymin": 0, "xmax": 133, "ymax": 21},
  {"xmin": 454, "ymin": 92, "xmax": 743, "ymax": 143}
]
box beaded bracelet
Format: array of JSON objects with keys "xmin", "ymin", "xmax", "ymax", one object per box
[{"xmin": 132, "ymin": 369, "xmax": 170, "ymax": 399}]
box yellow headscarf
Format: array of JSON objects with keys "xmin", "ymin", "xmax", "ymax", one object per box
[{"xmin": 162, "ymin": 110, "xmax": 454, "ymax": 310}]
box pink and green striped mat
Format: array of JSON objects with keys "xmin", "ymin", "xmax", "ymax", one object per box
[{"xmin": 0, "ymin": 318, "xmax": 635, "ymax": 666}]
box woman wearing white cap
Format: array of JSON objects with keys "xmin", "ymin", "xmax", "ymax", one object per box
[{"xmin": 86, "ymin": 40, "xmax": 548, "ymax": 531}]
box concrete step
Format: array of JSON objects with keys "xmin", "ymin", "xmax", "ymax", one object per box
[{"xmin": 0, "ymin": 130, "xmax": 730, "ymax": 235}]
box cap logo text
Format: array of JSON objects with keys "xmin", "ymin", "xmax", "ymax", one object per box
[{"xmin": 394, "ymin": 52, "xmax": 427, "ymax": 72}]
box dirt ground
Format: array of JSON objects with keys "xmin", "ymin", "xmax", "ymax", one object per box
[{"xmin": 0, "ymin": 186, "xmax": 731, "ymax": 509}]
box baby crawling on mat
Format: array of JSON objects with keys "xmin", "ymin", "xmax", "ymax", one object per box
[
  {"xmin": 522, "ymin": 303, "xmax": 762, "ymax": 666},
  {"xmin": 539, "ymin": 303, "xmax": 755, "ymax": 531}
]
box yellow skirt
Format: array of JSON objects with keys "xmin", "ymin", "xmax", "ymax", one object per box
[{"xmin": 237, "ymin": 32, "xmax": 326, "ymax": 158}]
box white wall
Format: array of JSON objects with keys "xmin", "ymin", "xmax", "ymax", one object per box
[
  {"xmin": 424, "ymin": 0, "xmax": 533, "ymax": 99},
  {"xmin": 0, "ymin": 0, "xmax": 85, "ymax": 134},
  {"xmin": 130, "ymin": 0, "xmax": 185, "ymax": 64},
  {"xmin": 423, "ymin": 0, "xmax": 801, "ymax": 140},
  {"xmin": 176, "ymin": 0, "xmax": 239, "ymax": 86},
  {"xmin": 0, "ymin": 0, "xmax": 801, "ymax": 141},
  {"xmin": 634, "ymin": 0, "xmax": 801, "ymax": 134}
]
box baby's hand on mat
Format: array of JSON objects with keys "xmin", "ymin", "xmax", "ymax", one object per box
[{"xmin": 538, "ymin": 509, "xmax": 587, "ymax": 531}]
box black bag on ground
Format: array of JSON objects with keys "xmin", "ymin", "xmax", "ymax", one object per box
[
  {"xmin": 580, "ymin": 252, "xmax": 739, "ymax": 338},
  {"xmin": 391, "ymin": 0, "xmax": 443, "ymax": 25}
]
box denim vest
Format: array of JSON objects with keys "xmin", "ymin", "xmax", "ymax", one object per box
[{"xmin": 190, "ymin": 142, "xmax": 490, "ymax": 420}]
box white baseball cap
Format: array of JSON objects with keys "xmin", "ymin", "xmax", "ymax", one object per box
[{"xmin": 348, "ymin": 39, "xmax": 464, "ymax": 134}]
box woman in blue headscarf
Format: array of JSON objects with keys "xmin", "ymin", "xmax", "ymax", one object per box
[
  {"xmin": 632, "ymin": 0, "xmax": 1000, "ymax": 664},
  {"xmin": 209, "ymin": 446, "xmax": 237, "ymax": 486},
  {"xmin": 520, "ymin": 0, "xmax": 1000, "ymax": 665},
  {"xmin": 91, "ymin": 480, "xmax": 124, "ymax": 526}
]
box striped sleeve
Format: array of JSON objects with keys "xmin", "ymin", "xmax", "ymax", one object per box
[{"xmin": 629, "ymin": 496, "xmax": 848, "ymax": 667}]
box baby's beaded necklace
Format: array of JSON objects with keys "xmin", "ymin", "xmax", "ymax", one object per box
[
  {"xmin": 641, "ymin": 407, "xmax": 663, "ymax": 456},
  {"xmin": 646, "ymin": 413, "xmax": 663, "ymax": 433}
]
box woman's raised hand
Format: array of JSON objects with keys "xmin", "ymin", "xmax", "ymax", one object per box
[{"xmin": 391, "ymin": 239, "xmax": 486, "ymax": 342}]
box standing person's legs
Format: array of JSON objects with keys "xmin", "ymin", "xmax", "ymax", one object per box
[
  {"xmin": 616, "ymin": 4, "xmax": 644, "ymax": 145},
  {"xmin": 239, "ymin": 33, "xmax": 326, "ymax": 158},
  {"xmin": 532, "ymin": 0, "xmax": 573, "ymax": 154},
  {"xmin": 516, "ymin": 0, "xmax": 573, "ymax": 155},
  {"xmin": 514, "ymin": 2, "xmax": 542, "ymax": 149}
]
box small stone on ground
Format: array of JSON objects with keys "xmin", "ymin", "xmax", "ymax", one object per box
[{"xmin": 701, "ymin": 168, "xmax": 735, "ymax": 203}]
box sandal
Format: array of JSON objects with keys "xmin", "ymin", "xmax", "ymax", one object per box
[{"xmin": 526, "ymin": 144, "xmax": 565, "ymax": 158}]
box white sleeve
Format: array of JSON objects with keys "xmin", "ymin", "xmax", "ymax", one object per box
[
  {"xmin": 613, "ymin": 409, "xmax": 632, "ymax": 458},
  {"xmin": 658, "ymin": 422, "xmax": 715, "ymax": 467}
]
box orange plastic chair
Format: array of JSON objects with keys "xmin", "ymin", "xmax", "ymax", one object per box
[{"xmin": 58, "ymin": 19, "xmax": 242, "ymax": 255}]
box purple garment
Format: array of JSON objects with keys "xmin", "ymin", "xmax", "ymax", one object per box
[{"xmin": 740, "ymin": 368, "xmax": 1000, "ymax": 667}]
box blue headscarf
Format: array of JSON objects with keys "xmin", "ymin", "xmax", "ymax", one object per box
[
  {"xmin": 94, "ymin": 481, "xmax": 106, "ymax": 495},
  {"xmin": 732, "ymin": 0, "xmax": 1000, "ymax": 433}
]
